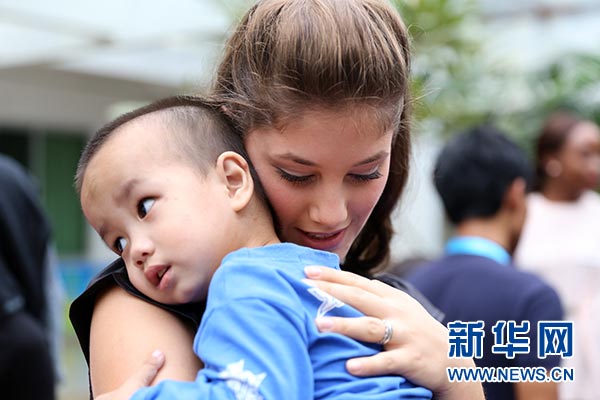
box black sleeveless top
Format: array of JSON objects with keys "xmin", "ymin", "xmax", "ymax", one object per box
[
  {"xmin": 69, "ymin": 257, "xmax": 442, "ymax": 395},
  {"xmin": 69, "ymin": 258, "xmax": 206, "ymax": 367}
]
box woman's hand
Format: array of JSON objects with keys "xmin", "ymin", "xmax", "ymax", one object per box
[
  {"xmin": 304, "ymin": 266, "xmax": 485, "ymax": 400},
  {"xmin": 95, "ymin": 351, "xmax": 165, "ymax": 400}
]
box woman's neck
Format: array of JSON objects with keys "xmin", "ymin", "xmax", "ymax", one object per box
[{"xmin": 541, "ymin": 181, "xmax": 584, "ymax": 202}]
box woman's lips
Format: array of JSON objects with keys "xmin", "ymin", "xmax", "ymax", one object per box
[{"xmin": 297, "ymin": 228, "xmax": 346, "ymax": 251}]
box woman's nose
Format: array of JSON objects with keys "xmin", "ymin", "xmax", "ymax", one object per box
[{"xmin": 308, "ymin": 188, "xmax": 348, "ymax": 229}]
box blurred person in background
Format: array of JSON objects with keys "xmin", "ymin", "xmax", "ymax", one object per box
[
  {"xmin": 514, "ymin": 111, "xmax": 600, "ymax": 400},
  {"xmin": 0, "ymin": 154, "xmax": 64, "ymax": 400},
  {"xmin": 407, "ymin": 125, "xmax": 563, "ymax": 400}
]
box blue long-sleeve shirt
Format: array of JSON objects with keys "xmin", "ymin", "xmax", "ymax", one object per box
[{"xmin": 133, "ymin": 243, "xmax": 431, "ymax": 399}]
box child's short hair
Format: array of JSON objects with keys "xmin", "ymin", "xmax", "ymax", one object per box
[{"xmin": 75, "ymin": 96, "xmax": 258, "ymax": 198}]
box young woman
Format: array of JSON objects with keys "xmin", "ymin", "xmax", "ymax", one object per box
[
  {"xmin": 70, "ymin": 1, "xmax": 483, "ymax": 399},
  {"xmin": 515, "ymin": 111, "xmax": 600, "ymax": 400}
]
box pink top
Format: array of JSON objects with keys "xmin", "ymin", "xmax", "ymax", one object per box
[{"xmin": 515, "ymin": 191, "xmax": 600, "ymax": 399}]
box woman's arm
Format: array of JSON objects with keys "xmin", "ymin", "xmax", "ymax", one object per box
[
  {"xmin": 89, "ymin": 285, "xmax": 203, "ymax": 397},
  {"xmin": 95, "ymin": 351, "xmax": 165, "ymax": 400},
  {"xmin": 304, "ymin": 266, "xmax": 485, "ymax": 400}
]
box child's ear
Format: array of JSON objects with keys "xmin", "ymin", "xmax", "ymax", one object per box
[{"xmin": 215, "ymin": 151, "xmax": 254, "ymax": 212}]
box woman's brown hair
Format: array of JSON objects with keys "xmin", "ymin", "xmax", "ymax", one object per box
[
  {"xmin": 535, "ymin": 111, "xmax": 583, "ymax": 191},
  {"xmin": 212, "ymin": 0, "xmax": 412, "ymax": 275}
]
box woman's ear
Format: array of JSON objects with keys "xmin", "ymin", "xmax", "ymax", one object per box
[
  {"xmin": 215, "ymin": 151, "xmax": 254, "ymax": 212},
  {"xmin": 545, "ymin": 158, "xmax": 563, "ymax": 178}
]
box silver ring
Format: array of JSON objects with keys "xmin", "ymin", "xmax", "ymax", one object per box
[{"xmin": 378, "ymin": 319, "xmax": 393, "ymax": 346}]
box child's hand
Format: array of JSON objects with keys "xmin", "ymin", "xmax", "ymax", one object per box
[{"xmin": 95, "ymin": 350, "xmax": 165, "ymax": 400}]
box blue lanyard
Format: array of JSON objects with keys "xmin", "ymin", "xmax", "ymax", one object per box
[{"xmin": 445, "ymin": 236, "xmax": 511, "ymax": 266}]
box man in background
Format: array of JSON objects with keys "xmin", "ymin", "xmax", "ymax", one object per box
[{"xmin": 407, "ymin": 125, "xmax": 563, "ymax": 400}]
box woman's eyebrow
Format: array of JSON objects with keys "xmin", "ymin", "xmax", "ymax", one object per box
[
  {"xmin": 354, "ymin": 151, "xmax": 390, "ymax": 166},
  {"xmin": 275, "ymin": 153, "xmax": 316, "ymax": 166},
  {"xmin": 275, "ymin": 151, "xmax": 389, "ymax": 167}
]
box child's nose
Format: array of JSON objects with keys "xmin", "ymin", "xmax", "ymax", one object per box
[{"xmin": 131, "ymin": 237, "xmax": 154, "ymax": 268}]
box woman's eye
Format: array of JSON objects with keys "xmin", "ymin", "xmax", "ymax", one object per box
[
  {"xmin": 114, "ymin": 237, "xmax": 128, "ymax": 254},
  {"xmin": 276, "ymin": 168, "xmax": 314, "ymax": 185},
  {"xmin": 349, "ymin": 170, "xmax": 383, "ymax": 183},
  {"xmin": 137, "ymin": 198, "xmax": 155, "ymax": 218}
]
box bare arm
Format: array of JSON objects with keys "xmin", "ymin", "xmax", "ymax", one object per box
[
  {"xmin": 514, "ymin": 381, "xmax": 558, "ymax": 400},
  {"xmin": 95, "ymin": 351, "xmax": 165, "ymax": 400},
  {"xmin": 89, "ymin": 285, "xmax": 203, "ymax": 397},
  {"xmin": 304, "ymin": 266, "xmax": 485, "ymax": 400}
]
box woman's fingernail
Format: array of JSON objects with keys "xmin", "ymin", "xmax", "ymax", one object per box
[
  {"xmin": 347, "ymin": 359, "xmax": 363, "ymax": 374},
  {"xmin": 152, "ymin": 350, "xmax": 164, "ymax": 359},
  {"xmin": 315, "ymin": 317, "xmax": 334, "ymax": 331},
  {"xmin": 304, "ymin": 265, "xmax": 321, "ymax": 277}
]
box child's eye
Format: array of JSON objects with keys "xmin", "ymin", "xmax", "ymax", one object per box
[
  {"xmin": 114, "ymin": 237, "xmax": 128, "ymax": 254},
  {"xmin": 137, "ymin": 198, "xmax": 155, "ymax": 218}
]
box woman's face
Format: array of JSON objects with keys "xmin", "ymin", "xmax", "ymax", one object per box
[
  {"xmin": 556, "ymin": 121, "xmax": 600, "ymax": 191},
  {"xmin": 245, "ymin": 108, "xmax": 394, "ymax": 261}
]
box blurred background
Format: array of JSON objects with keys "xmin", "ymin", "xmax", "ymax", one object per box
[{"xmin": 1, "ymin": 0, "xmax": 599, "ymax": 398}]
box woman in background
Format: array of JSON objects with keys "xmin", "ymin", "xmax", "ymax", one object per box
[{"xmin": 515, "ymin": 110, "xmax": 600, "ymax": 400}]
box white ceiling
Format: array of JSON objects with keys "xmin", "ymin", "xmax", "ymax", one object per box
[
  {"xmin": 0, "ymin": 0, "xmax": 239, "ymax": 87},
  {"xmin": 1, "ymin": 0, "xmax": 599, "ymax": 88}
]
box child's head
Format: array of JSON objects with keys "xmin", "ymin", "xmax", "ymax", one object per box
[
  {"xmin": 77, "ymin": 96, "xmax": 275, "ymax": 304},
  {"xmin": 213, "ymin": 0, "xmax": 412, "ymax": 274}
]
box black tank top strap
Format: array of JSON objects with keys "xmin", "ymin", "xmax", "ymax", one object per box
[
  {"xmin": 69, "ymin": 258, "xmax": 205, "ymax": 398},
  {"xmin": 69, "ymin": 257, "xmax": 205, "ymax": 366},
  {"xmin": 374, "ymin": 272, "xmax": 445, "ymax": 322}
]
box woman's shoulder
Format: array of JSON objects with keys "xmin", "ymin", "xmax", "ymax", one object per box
[
  {"xmin": 69, "ymin": 259, "xmax": 125, "ymax": 363},
  {"xmin": 88, "ymin": 283, "xmax": 203, "ymax": 394},
  {"xmin": 69, "ymin": 258, "xmax": 205, "ymax": 363}
]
